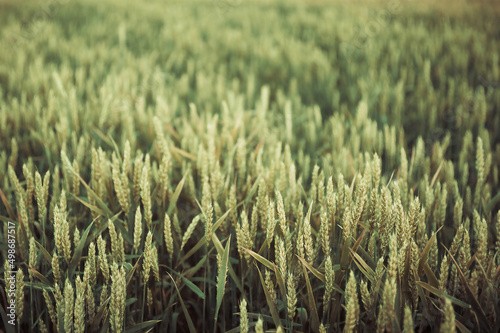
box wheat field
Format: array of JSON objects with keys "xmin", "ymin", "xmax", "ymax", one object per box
[{"xmin": 0, "ymin": 0, "xmax": 499, "ymax": 332}]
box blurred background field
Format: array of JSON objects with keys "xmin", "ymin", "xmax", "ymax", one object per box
[
  {"xmin": 0, "ymin": 0, "xmax": 499, "ymax": 332},
  {"xmin": 1, "ymin": 0, "xmax": 499, "ymax": 148}
]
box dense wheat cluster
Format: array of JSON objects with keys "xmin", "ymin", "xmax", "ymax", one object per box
[{"xmin": 1, "ymin": 0, "xmax": 500, "ymax": 332}]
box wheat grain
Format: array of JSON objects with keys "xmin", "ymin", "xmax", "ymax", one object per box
[
  {"xmin": 134, "ymin": 207, "xmax": 143, "ymax": 252},
  {"xmin": 13, "ymin": 268, "xmax": 24, "ymax": 323},
  {"xmin": 159, "ymin": 154, "xmax": 170, "ymax": 203},
  {"xmin": 344, "ymin": 270, "xmax": 359, "ymax": 333},
  {"xmin": 204, "ymin": 201, "xmax": 213, "ymax": 247},
  {"xmin": 37, "ymin": 314, "xmax": 48, "ymax": 333},
  {"xmin": 266, "ymin": 200, "xmax": 276, "ymax": 249},
  {"xmin": 240, "ymin": 298, "xmax": 248, "ymax": 333},
  {"xmin": 324, "ymin": 255, "xmax": 334, "ymax": 304},
  {"xmin": 112, "ymin": 152, "xmax": 130, "ymax": 214},
  {"xmin": 265, "ymin": 269, "xmax": 277, "ymax": 307},
  {"xmin": 73, "ymin": 227, "xmax": 80, "ymax": 249},
  {"xmin": 132, "ymin": 151, "xmax": 144, "ymax": 203},
  {"xmin": 110, "ymin": 263, "xmax": 126, "ymax": 333},
  {"xmin": 83, "ymin": 260, "xmax": 96, "ymax": 321},
  {"xmin": 35, "ymin": 170, "xmax": 50, "ymax": 225},
  {"xmin": 453, "ymin": 199, "xmax": 463, "ymax": 230},
  {"xmin": 276, "ymin": 236, "xmax": 286, "ymax": 280},
  {"xmin": 360, "ymin": 278, "xmax": 370, "ymax": 314},
  {"xmin": 143, "ymin": 231, "xmax": 153, "ymax": 283},
  {"xmin": 108, "ymin": 220, "xmax": 119, "ymax": 262},
  {"xmin": 74, "ymin": 276, "xmax": 86, "ymax": 333},
  {"xmin": 303, "ymin": 206, "xmax": 314, "ymax": 264},
  {"xmin": 28, "ymin": 237, "xmax": 37, "ymax": 279},
  {"xmin": 255, "ymin": 315, "xmax": 264, "ymax": 333},
  {"xmin": 141, "ymin": 154, "xmax": 152, "ymax": 227},
  {"xmin": 241, "ymin": 209, "xmax": 252, "ymax": 259},
  {"xmin": 164, "ymin": 212, "xmax": 174, "ymax": 257},
  {"xmin": 43, "ymin": 288, "xmax": 57, "ymax": 325},
  {"xmin": 380, "ymin": 234, "xmax": 398, "ymax": 333},
  {"xmin": 152, "ymin": 246, "xmax": 159, "ymax": 282},
  {"xmin": 72, "ymin": 159, "xmax": 80, "ymax": 197},
  {"xmin": 439, "ymin": 255, "xmax": 450, "ymax": 292},
  {"xmin": 276, "ymin": 190, "xmax": 287, "ymax": 236},
  {"xmin": 147, "ymin": 287, "xmax": 153, "ymax": 312},
  {"xmin": 64, "ymin": 279, "xmax": 74, "ymax": 333},
  {"xmin": 318, "ymin": 173, "xmax": 325, "ymax": 205},
  {"xmin": 23, "ymin": 164, "xmax": 35, "ymax": 224},
  {"xmin": 98, "ymin": 235, "xmax": 110, "ymax": 283},
  {"xmin": 181, "ymin": 215, "xmax": 200, "ymax": 251},
  {"xmin": 441, "ymin": 298, "xmax": 456, "ymax": 333},
  {"xmin": 9, "ymin": 137, "xmax": 18, "ymax": 167},
  {"xmin": 429, "ymin": 233, "xmax": 438, "ymax": 271},
  {"xmin": 403, "ymin": 305, "xmax": 414, "ymax": 333},
  {"xmin": 250, "ymin": 206, "xmax": 259, "ymax": 243}
]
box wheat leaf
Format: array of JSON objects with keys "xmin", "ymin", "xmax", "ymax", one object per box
[{"xmin": 215, "ymin": 235, "xmax": 231, "ymax": 323}]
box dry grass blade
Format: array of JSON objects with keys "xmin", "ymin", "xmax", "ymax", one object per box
[
  {"xmin": 273, "ymin": 263, "xmax": 286, "ymax": 304},
  {"xmin": 340, "ymin": 228, "xmax": 366, "ymax": 272},
  {"xmin": 401, "ymin": 242, "xmax": 412, "ymax": 299},
  {"xmin": 301, "ymin": 260, "xmax": 320, "ymax": 332},
  {"xmin": 90, "ymin": 126, "xmax": 115, "ymax": 148},
  {"xmin": 89, "ymin": 296, "xmax": 110, "ymax": 332},
  {"xmin": 71, "ymin": 166, "xmax": 114, "ymax": 217},
  {"xmin": 415, "ymin": 282, "xmax": 471, "ymax": 309},
  {"xmin": 68, "ymin": 221, "xmax": 94, "ymax": 277},
  {"xmin": 244, "ymin": 248, "xmax": 275, "ymax": 271},
  {"xmin": 423, "ymin": 262, "xmax": 439, "ymax": 289},
  {"xmin": 215, "ymin": 235, "xmax": 231, "ymax": 325},
  {"xmin": 349, "ymin": 249, "xmax": 375, "ymax": 283},
  {"xmin": 34, "ymin": 239, "xmax": 52, "ymax": 264},
  {"xmin": 167, "ymin": 170, "xmax": 188, "ymax": 215},
  {"xmin": 0, "ymin": 187, "xmax": 16, "ymax": 220},
  {"xmin": 243, "ymin": 176, "xmax": 262, "ymax": 206},
  {"xmin": 352, "ymin": 228, "xmax": 366, "ymax": 252},
  {"xmin": 89, "ymin": 213, "xmax": 119, "ymax": 242},
  {"xmin": 176, "ymin": 210, "xmax": 231, "ymax": 267},
  {"xmin": 305, "ymin": 200, "xmax": 314, "ymax": 225},
  {"xmin": 126, "ymin": 255, "xmax": 142, "ymax": 287},
  {"xmin": 446, "ymin": 249, "xmax": 491, "ymax": 332},
  {"xmin": 213, "ymin": 234, "xmax": 244, "ymax": 294},
  {"xmin": 256, "ymin": 238, "xmax": 269, "ymax": 256},
  {"xmin": 355, "ymin": 245, "xmax": 376, "ymax": 269},
  {"xmin": 24, "ymin": 264, "xmax": 51, "ymax": 285},
  {"xmin": 212, "ymin": 209, "xmax": 232, "ymax": 233},
  {"xmin": 24, "ymin": 281, "xmax": 54, "ymax": 292},
  {"xmin": 296, "ymin": 255, "xmax": 325, "ymax": 283},
  {"xmin": 171, "ymin": 146, "xmax": 197, "ymax": 161},
  {"xmin": 418, "ymin": 226, "xmax": 443, "ymax": 275},
  {"xmin": 178, "ymin": 235, "xmax": 206, "ymax": 265},
  {"xmin": 494, "ymin": 264, "xmax": 500, "ymax": 282},
  {"xmin": 167, "ymin": 272, "xmax": 197, "ymax": 333},
  {"xmin": 74, "ymin": 195, "xmax": 107, "ymax": 217},
  {"xmin": 430, "ymin": 161, "xmax": 444, "ymax": 188},
  {"xmin": 256, "ymin": 265, "xmax": 282, "ymax": 329},
  {"xmin": 124, "ymin": 320, "xmax": 162, "ymax": 333}
]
